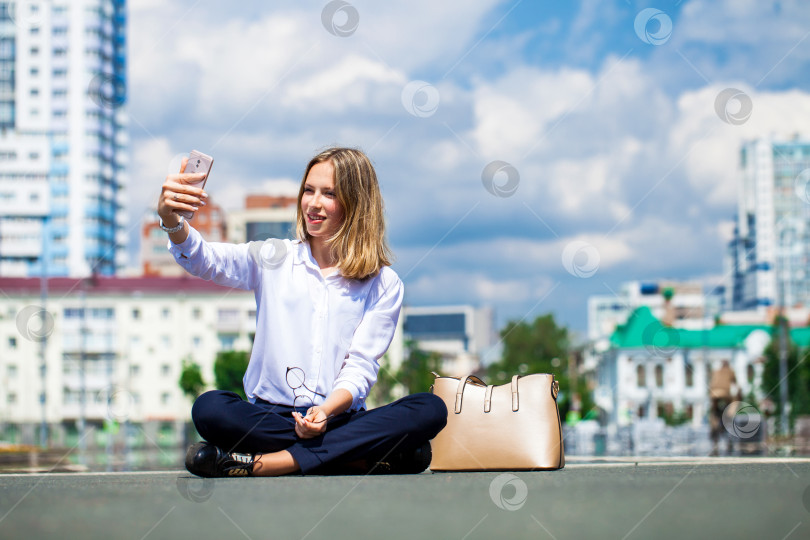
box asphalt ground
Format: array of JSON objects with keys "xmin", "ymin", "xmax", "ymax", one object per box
[{"xmin": 1, "ymin": 457, "xmax": 809, "ymax": 540}]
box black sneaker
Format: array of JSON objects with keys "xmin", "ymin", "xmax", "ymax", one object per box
[
  {"xmin": 370, "ymin": 442, "xmax": 432, "ymax": 474},
  {"xmin": 185, "ymin": 441, "xmax": 256, "ymax": 478}
]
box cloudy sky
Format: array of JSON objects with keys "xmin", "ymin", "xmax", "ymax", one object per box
[{"xmin": 126, "ymin": 0, "xmax": 810, "ymax": 336}]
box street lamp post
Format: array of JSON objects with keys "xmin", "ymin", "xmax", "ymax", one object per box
[
  {"xmin": 39, "ymin": 272, "xmax": 48, "ymax": 448},
  {"xmin": 776, "ymin": 218, "xmax": 799, "ymax": 435}
]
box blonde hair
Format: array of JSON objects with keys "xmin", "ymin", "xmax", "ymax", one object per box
[{"xmin": 295, "ymin": 147, "xmax": 392, "ymax": 280}]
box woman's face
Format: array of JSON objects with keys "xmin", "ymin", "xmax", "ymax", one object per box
[{"xmin": 301, "ymin": 160, "xmax": 344, "ymax": 241}]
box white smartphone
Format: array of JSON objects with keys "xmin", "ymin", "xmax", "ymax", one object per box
[{"xmin": 176, "ymin": 149, "xmax": 214, "ymax": 220}]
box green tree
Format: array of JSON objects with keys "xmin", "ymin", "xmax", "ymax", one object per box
[
  {"xmin": 486, "ymin": 314, "xmax": 591, "ymax": 420},
  {"xmin": 214, "ymin": 350, "xmax": 250, "ymax": 399},
  {"xmin": 487, "ymin": 314, "xmax": 569, "ymax": 383},
  {"xmin": 762, "ymin": 324, "xmax": 810, "ymax": 427},
  {"xmin": 367, "ymin": 353, "xmax": 398, "ymax": 408},
  {"xmin": 397, "ymin": 339, "xmax": 443, "ymax": 395},
  {"xmin": 367, "ymin": 342, "xmax": 443, "ymax": 407},
  {"xmin": 178, "ymin": 356, "xmax": 206, "ymax": 401}
]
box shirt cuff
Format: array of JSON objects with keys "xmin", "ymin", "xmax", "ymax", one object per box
[
  {"xmin": 333, "ymin": 380, "xmax": 363, "ymax": 410},
  {"xmin": 167, "ymin": 225, "xmax": 201, "ymax": 259}
]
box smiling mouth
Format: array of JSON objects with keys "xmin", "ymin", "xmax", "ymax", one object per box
[{"xmin": 307, "ymin": 213, "xmax": 326, "ymax": 223}]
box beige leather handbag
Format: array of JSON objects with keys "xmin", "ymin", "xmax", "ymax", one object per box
[{"xmin": 429, "ymin": 373, "xmax": 565, "ymax": 471}]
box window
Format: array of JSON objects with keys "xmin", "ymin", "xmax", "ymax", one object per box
[
  {"xmin": 64, "ymin": 308, "xmax": 85, "ymax": 319},
  {"xmin": 218, "ymin": 333, "xmax": 238, "ymax": 350},
  {"xmin": 217, "ymin": 309, "xmax": 239, "ymax": 324},
  {"xmin": 91, "ymin": 308, "xmax": 113, "ymax": 319},
  {"xmin": 655, "ymin": 365, "xmax": 664, "ymax": 388},
  {"xmin": 30, "ymin": 88, "xmax": 39, "ymax": 97},
  {"xmin": 161, "ymin": 364, "xmax": 170, "ymax": 376},
  {"xmin": 7, "ymin": 393, "xmax": 16, "ymax": 404},
  {"xmin": 161, "ymin": 393, "xmax": 170, "ymax": 405},
  {"xmin": 161, "ymin": 307, "xmax": 170, "ymax": 319},
  {"xmin": 7, "ymin": 364, "xmax": 17, "ymax": 377},
  {"xmin": 192, "ymin": 336, "xmax": 201, "ymax": 348},
  {"xmin": 161, "ymin": 335, "xmax": 171, "ymax": 348},
  {"xmin": 685, "ymin": 364, "xmax": 693, "ymax": 387},
  {"xmin": 8, "ymin": 336, "xmax": 16, "ymax": 349},
  {"xmin": 130, "ymin": 365, "xmax": 140, "ymax": 376},
  {"xmin": 30, "ymin": 67, "xmax": 39, "ymax": 76},
  {"xmin": 131, "ymin": 308, "xmax": 140, "ymax": 320},
  {"xmin": 192, "ymin": 307, "xmax": 202, "ymax": 320},
  {"xmin": 636, "ymin": 365, "xmax": 646, "ymax": 387},
  {"xmin": 747, "ymin": 364, "xmax": 755, "ymax": 384},
  {"xmin": 30, "ymin": 47, "xmax": 39, "ymax": 55}
]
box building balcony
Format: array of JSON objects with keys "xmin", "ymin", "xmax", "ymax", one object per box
[
  {"xmin": 51, "ymin": 141, "xmax": 70, "ymax": 156},
  {"xmin": 59, "ymin": 402, "xmax": 112, "ymax": 421},
  {"xmin": 62, "ymin": 372, "xmax": 111, "ymax": 391},
  {"xmin": 50, "ymin": 163, "xmax": 69, "ymax": 176},
  {"xmin": 50, "ymin": 182, "xmax": 69, "ymax": 196},
  {"xmin": 48, "ymin": 244, "xmax": 69, "ymax": 258}
]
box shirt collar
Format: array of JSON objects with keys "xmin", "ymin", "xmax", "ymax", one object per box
[{"xmin": 293, "ymin": 240, "xmax": 343, "ymax": 279}]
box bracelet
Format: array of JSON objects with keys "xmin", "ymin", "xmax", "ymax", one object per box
[{"xmin": 159, "ymin": 216, "xmax": 185, "ymax": 233}]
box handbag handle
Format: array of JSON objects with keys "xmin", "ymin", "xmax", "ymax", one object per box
[
  {"xmin": 454, "ymin": 375, "xmax": 486, "ymax": 414},
  {"xmin": 511, "ymin": 375, "xmax": 520, "ymax": 412}
]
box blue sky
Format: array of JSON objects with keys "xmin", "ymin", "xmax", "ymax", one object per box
[{"xmin": 127, "ymin": 0, "xmax": 810, "ymax": 337}]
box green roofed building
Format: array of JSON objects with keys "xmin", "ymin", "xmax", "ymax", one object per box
[{"xmin": 594, "ymin": 306, "xmax": 808, "ymax": 427}]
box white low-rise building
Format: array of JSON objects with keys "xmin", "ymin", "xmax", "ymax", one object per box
[
  {"xmin": 0, "ymin": 276, "xmax": 255, "ymax": 446},
  {"xmin": 595, "ymin": 306, "xmax": 785, "ymax": 427}
]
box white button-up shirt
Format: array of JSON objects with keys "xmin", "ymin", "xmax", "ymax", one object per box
[{"xmin": 169, "ymin": 227, "xmax": 404, "ymax": 411}]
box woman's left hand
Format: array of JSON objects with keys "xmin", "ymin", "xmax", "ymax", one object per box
[{"xmin": 293, "ymin": 406, "xmax": 328, "ymax": 439}]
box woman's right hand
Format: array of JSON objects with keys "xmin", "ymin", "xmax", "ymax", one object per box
[{"xmin": 157, "ymin": 157, "xmax": 209, "ymax": 226}]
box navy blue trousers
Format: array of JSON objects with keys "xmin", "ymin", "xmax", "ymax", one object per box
[{"xmin": 191, "ymin": 390, "xmax": 447, "ymax": 474}]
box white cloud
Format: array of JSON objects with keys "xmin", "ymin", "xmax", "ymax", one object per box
[
  {"xmin": 123, "ymin": 0, "xmax": 810, "ymax": 330},
  {"xmin": 282, "ymin": 55, "xmax": 406, "ymax": 112},
  {"xmin": 471, "ymin": 66, "xmax": 594, "ymax": 159},
  {"xmin": 671, "ymin": 85, "xmax": 810, "ymax": 206}
]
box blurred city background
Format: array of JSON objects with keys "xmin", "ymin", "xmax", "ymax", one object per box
[{"xmin": 1, "ymin": 0, "xmax": 810, "ymax": 472}]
